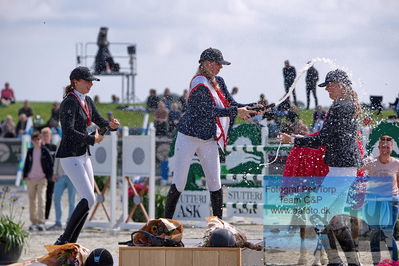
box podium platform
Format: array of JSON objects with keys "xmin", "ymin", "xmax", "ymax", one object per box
[{"xmin": 119, "ymin": 246, "xmax": 242, "ymax": 266}]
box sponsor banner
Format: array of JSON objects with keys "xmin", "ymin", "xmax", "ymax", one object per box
[
  {"xmin": 0, "ymin": 138, "xmax": 22, "ymax": 175},
  {"xmin": 173, "ymin": 190, "xmax": 210, "ymax": 221},
  {"xmin": 227, "ymin": 187, "xmax": 263, "ymax": 218}
]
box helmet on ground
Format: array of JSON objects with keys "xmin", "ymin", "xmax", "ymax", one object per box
[
  {"xmin": 85, "ymin": 248, "xmax": 113, "ymax": 266},
  {"xmin": 209, "ymin": 228, "xmax": 236, "ymax": 247}
]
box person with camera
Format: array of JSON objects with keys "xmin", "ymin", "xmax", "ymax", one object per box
[
  {"xmin": 54, "ymin": 66, "xmax": 120, "ymax": 245},
  {"xmin": 164, "ymin": 48, "xmax": 261, "ymax": 220}
]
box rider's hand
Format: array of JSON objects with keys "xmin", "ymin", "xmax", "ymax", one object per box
[{"xmin": 94, "ymin": 129, "xmax": 104, "ymax": 144}]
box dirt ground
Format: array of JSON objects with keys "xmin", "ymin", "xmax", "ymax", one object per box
[{"xmin": 2, "ymin": 184, "xmax": 395, "ymax": 265}]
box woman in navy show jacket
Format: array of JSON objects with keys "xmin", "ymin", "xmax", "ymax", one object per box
[
  {"xmin": 54, "ymin": 66, "xmax": 120, "ymax": 245},
  {"xmin": 280, "ymin": 69, "xmax": 363, "ymax": 265},
  {"xmin": 164, "ymin": 48, "xmax": 262, "ymax": 219}
]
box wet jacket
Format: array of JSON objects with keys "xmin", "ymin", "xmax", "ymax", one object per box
[
  {"xmin": 294, "ymin": 99, "xmax": 362, "ymax": 167},
  {"xmin": 23, "ymin": 146, "xmax": 53, "ymax": 180},
  {"xmin": 56, "ymin": 94, "xmax": 109, "ymax": 158},
  {"xmin": 178, "ymin": 76, "xmax": 255, "ymax": 140}
]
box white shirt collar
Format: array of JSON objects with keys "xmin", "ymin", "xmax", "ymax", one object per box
[{"xmin": 73, "ymin": 89, "xmax": 86, "ymax": 102}]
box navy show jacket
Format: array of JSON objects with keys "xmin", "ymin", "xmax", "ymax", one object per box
[
  {"xmin": 294, "ymin": 99, "xmax": 362, "ymax": 167},
  {"xmin": 178, "ymin": 76, "xmax": 255, "ymax": 141},
  {"xmin": 56, "ymin": 94, "xmax": 109, "ymax": 158}
]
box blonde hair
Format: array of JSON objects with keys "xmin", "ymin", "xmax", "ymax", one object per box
[
  {"xmin": 340, "ymin": 83, "xmax": 362, "ymax": 118},
  {"xmin": 193, "ymin": 63, "xmax": 220, "ymax": 90},
  {"xmin": 41, "ymin": 127, "xmax": 52, "ymax": 135}
]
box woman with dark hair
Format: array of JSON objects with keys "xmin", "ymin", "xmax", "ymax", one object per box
[
  {"xmin": 280, "ymin": 69, "xmax": 363, "ymax": 266},
  {"xmin": 164, "ymin": 48, "xmax": 261, "ymax": 220},
  {"xmin": 54, "ymin": 66, "xmax": 120, "ymax": 245}
]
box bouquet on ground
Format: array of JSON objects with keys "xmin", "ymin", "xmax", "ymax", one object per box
[
  {"xmin": 133, "ymin": 218, "xmax": 183, "ymax": 246},
  {"xmin": 38, "ymin": 243, "xmax": 90, "ymax": 266},
  {"xmin": 202, "ymin": 216, "xmax": 263, "ymax": 250}
]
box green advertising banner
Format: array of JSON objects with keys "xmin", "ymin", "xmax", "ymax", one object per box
[{"xmin": 0, "ymin": 138, "xmax": 22, "ymax": 175}]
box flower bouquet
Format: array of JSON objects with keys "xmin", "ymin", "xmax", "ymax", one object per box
[{"xmin": 38, "ymin": 243, "xmax": 90, "ymax": 266}]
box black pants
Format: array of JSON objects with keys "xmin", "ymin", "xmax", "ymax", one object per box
[
  {"xmin": 45, "ymin": 180, "xmax": 54, "ymax": 219},
  {"xmin": 306, "ymin": 83, "xmax": 318, "ymax": 109},
  {"xmin": 284, "ymin": 82, "xmax": 297, "ymax": 106}
]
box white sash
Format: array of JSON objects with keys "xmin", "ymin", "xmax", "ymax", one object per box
[{"xmin": 190, "ymin": 75, "xmax": 231, "ymax": 150}]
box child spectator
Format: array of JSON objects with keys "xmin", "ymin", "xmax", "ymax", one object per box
[
  {"xmin": 23, "ymin": 132, "xmax": 53, "ymax": 231},
  {"xmin": 41, "ymin": 127, "xmax": 57, "ymax": 220},
  {"xmin": 18, "ymin": 100, "xmax": 33, "ymax": 118},
  {"xmin": 1, "ymin": 82, "xmax": 15, "ymax": 105}
]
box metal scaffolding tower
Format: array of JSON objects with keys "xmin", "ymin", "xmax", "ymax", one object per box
[{"xmin": 75, "ymin": 42, "xmax": 137, "ymax": 104}]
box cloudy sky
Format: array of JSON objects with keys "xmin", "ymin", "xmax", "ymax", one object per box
[{"xmin": 1, "ymin": 0, "xmax": 398, "ymax": 108}]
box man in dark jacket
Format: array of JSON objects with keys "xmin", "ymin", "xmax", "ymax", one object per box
[
  {"xmin": 283, "ymin": 60, "xmax": 297, "ymax": 106},
  {"xmin": 23, "ymin": 132, "xmax": 53, "ymax": 231},
  {"xmin": 306, "ymin": 64, "xmax": 319, "ymax": 109}
]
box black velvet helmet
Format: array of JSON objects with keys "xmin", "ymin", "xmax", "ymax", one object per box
[
  {"xmin": 85, "ymin": 248, "xmax": 113, "ymax": 266},
  {"xmin": 209, "ymin": 229, "xmax": 236, "ymax": 247}
]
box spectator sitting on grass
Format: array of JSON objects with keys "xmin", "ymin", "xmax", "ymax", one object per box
[
  {"xmin": 18, "ymin": 100, "xmax": 33, "ymax": 118},
  {"xmin": 111, "ymin": 94, "xmax": 120, "ymax": 104},
  {"xmin": 1, "ymin": 82, "xmax": 15, "ymax": 105},
  {"xmin": 146, "ymin": 89, "xmax": 159, "ymax": 112}
]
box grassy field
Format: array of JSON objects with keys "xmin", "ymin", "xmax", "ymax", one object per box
[
  {"xmin": 0, "ymin": 101, "xmax": 396, "ymax": 128},
  {"xmin": 0, "ymin": 101, "xmax": 151, "ymax": 128}
]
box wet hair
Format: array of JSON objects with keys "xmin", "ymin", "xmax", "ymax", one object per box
[
  {"xmin": 64, "ymin": 80, "xmax": 75, "ymax": 98},
  {"xmin": 194, "ymin": 63, "xmax": 220, "ymax": 90},
  {"xmin": 340, "ymin": 83, "xmax": 362, "ymax": 119}
]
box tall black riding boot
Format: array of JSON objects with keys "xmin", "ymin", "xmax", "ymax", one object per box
[
  {"xmin": 164, "ymin": 184, "xmax": 181, "ymax": 219},
  {"xmin": 210, "ymin": 188, "xmax": 223, "ymax": 219},
  {"xmin": 69, "ymin": 212, "xmax": 89, "ymax": 243},
  {"xmin": 54, "ymin": 199, "xmax": 89, "ymax": 245}
]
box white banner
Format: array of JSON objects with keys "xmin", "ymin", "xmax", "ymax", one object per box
[
  {"xmin": 226, "ymin": 187, "xmax": 263, "ymax": 218},
  {"xmin": 173, "ymin": 190, "xmax": 210, "ymax": 221}
]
